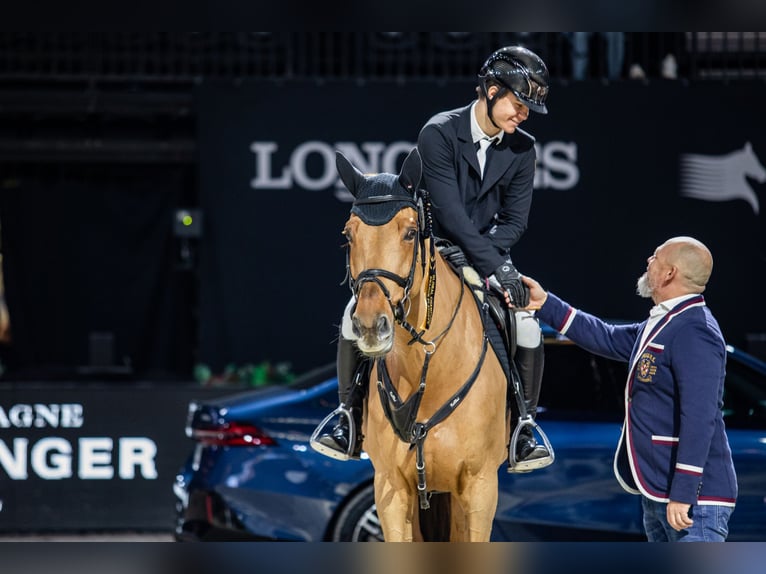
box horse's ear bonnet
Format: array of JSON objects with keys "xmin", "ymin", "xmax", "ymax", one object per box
[{"xmin": 337, "ymin": 148, "xmax": 422, "ymax": 226}]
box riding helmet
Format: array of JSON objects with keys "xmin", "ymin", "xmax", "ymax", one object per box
[{"xmin": 478, "ymin": 45, "xmax": 549, "ymax": 114}]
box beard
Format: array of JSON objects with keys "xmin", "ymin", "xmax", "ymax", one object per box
[{"xmin": 636, "ymin": 273, "xmax": 653, "ymax": 298}]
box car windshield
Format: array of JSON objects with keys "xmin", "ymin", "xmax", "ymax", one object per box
[
  {"xmin": 538, "ymin": 340, "xmax": 626, "ymax": 422},
  {"xmin": 722, "ymin": 356, "xmax": 766, "ymax": 429},
  {"xmin": 285, "ymin": 363, "xmax": 336, "ymax": 391}
]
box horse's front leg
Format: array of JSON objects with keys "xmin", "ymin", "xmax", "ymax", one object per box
[
  {"xmin": 374, "ymin": 473, "xmax": 416, "ymax": 542},
  {"xmin": 455, "ymin": 471, "xmax": 499, "ymax": 542}
]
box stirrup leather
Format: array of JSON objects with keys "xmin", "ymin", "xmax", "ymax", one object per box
[
  {"xmin": 309, "ymin": 404, "xmax": 358, "ymax": 461},
  {"xmin": 507, "ymin": 415, "xmax": 555, "ymax": 473}
]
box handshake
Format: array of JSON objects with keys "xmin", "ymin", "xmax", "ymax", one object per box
[{"xmin": 488, "ymin": 260, "xmax": 530, "ymax": 308}]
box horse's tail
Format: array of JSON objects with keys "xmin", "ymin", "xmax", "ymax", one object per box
[{"xmin": 418, "ymin": 492, "xmax": 451, "ymax": 541}]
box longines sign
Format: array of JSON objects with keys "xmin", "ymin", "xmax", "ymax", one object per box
[
  {"xmin": 0, "ymin": 402, "xmax": 157, "ymax": 481},
  {"xmin": 197, "ymin": 79, "xmax": 765, "ymax": 379},
  {"xmin": 249, "ymin": 139, "xmax": 580, "ymax": 196},
  {"xmin": 0, "ymin": 385, "xmax": 228, "ymax": 531}
]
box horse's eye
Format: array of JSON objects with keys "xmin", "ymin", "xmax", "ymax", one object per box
[
  {"xmin": 404, "ymin": 228, "xmax": 417, "ymax": 242},
  {"xmin": 343, "ymin": 229, "xmax": 353, "ymax": 243}
]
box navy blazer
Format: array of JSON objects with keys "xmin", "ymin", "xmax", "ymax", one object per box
[
  {"xmin": 537, "ymin": 293, "xmax": 737, "ymax": 508},
  {"xmin": 417, "ymin": 103, "xmax": 536, "ymax": 277}
]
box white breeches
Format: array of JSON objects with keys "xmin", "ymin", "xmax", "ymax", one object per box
[{"xmin": 341, "ymin": 295, "xmax": 541, "ymax": 348}]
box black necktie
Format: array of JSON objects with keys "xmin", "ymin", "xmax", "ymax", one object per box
[{"xmin": 476, "ymin": 138, "xmax": 494, "ymax": 177}]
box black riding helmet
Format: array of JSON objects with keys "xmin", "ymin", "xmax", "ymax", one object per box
[{"xmin": 478, "ymin": 45, "xmax": 549, "ymax": 126}]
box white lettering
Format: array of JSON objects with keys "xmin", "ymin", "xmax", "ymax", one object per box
[
  {"xmin": 250, "ymin": 142, "xmax": 291, "ymax": 189},
  {"xmin": 32, "ymin": 437, "xmax": 71, "ymax": 480},
  {"xmin": 119, "ymin": 438, "xmax": 158, "ymax": 480},
  {"xmin": 33, "ymin": 404, "xmax": 59, "ymax": 428},
  {"xmin": 9, "ymin": 405, "xmax": 33, "ymax": 428},
  {"xmin": 535, "ymin": 141, "xmax": 580, "ymax": 190},
  {"xmin": 0, "ymin": 438, "xmax": 27, "ymax": 479},
  {"xmin": 0, "ymin": 437, "xmax": 158, "ymax": 480},
  {"xmin": 382, "ymin": 142, "xmax": 417, "ymax": 174},
  {"xmin": 291, "ymin": 141, "xmax": 337, "ymax": 190},
  {"xmin": 0, "ymin": 404, "xmax": 84, "ymax": 429},
  {"xmin": 335, "ymin": 141, "xmax": 385, "ymax": 174},
  {"xmin": 251, "ymin": 140, "xmax": 581, "ymax": 194},
  {"xmin": 250, "ymin": 140, "xmax": 417, "ymax": 196},
  {"xmin": 79, "ymin": 437, "xmax": 114, "ymax": 479},
  {"xmin": 60, "ymin": 404, "xmax": 84, "ymax": 428}
]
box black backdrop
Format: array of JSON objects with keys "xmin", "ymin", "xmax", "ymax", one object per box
[
  {"xmin": 1, "ymin": 80, "xmax": 764, "ymax": 378},
  {"xmin": 0, "ymin": 166, "xmax": 195, "ymax": 379},
  {"xmin": 196, "ymin": 79, "xmax": 766, "ymax": 374},
  {"xmin": 0, "ymin": 79, "xmax": 763, "ymax": 530}
]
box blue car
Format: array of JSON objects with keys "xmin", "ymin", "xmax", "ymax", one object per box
[{"xmin": 173, "ymin": 335, "xmax": 766, "ymax": 541}]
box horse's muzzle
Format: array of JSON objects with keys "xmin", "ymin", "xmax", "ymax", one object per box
[{"xmin": 352, "ymin": 314, "xmax": 393, "ymax": 356}]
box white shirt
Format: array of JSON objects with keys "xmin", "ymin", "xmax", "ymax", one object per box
[
  {"xmin": 470, "ymin": 101, "xmax": 503, "ymax": 177},
  {"xmin": 638, "ymin": 294, "xmax": 699, "ymax": 351}
]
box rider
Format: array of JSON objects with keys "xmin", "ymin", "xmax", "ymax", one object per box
[
  {"xmin": 416, "ymin": 45, "xmax": 551, "ymax": 472},
  {"xmin": 313, "ymin": 46, "xmax": 553, "ymax": 472}
]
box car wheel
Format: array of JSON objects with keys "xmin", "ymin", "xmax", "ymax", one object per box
[{"xmin": 331, "ymin": 484, "xmax": 383, "ymax": 541}]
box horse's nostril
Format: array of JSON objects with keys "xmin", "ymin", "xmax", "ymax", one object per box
[
  {"xmin": 351, "ymin": 316, "xmax": 361, "ymax": 338},
  {"xmin": 377, "ymin": 315, "xmax": 390, "ymax": 335}
]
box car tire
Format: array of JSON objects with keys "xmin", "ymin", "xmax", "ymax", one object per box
[{"xmin": 331, "ymin": 483, "xmax": 383, "ymax": 541}]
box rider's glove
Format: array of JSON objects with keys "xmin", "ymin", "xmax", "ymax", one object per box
[{"xmin": 489, "ymin": 260, "xmax": 530, "ymax": 308}]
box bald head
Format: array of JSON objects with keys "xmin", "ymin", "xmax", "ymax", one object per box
[{"xmin": 661, "ymin": 236, "xmax": 713, "ymax": 293}]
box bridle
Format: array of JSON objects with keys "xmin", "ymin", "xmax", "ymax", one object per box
[{"xmin": 345, "ymin": 191, "xmax": 437, "ymax": 347}]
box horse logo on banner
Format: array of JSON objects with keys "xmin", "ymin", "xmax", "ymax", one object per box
[{"xmin": 679, "ymin": 141, "xmax": 765, "ymax": 215}]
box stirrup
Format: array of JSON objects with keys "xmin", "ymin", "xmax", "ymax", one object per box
[
  {"xmin": 309, "ymin": 404, "xmax": 357, "ymax": 461},
  {"xmin": 507, "ymin": 415, "xmax": 555, "ymax": 473}
]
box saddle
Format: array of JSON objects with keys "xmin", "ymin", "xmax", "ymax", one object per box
[{"xmin": 438, "ymin": 241, "xmax": 515, "ymax": 371}]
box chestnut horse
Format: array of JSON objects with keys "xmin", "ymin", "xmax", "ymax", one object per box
[{"xmin": 336, "ymin": 148, "xmax": 508, "ymax": 542}]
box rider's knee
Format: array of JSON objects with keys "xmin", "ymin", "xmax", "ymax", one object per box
[
  {"xmin": 514, "ymin": 310, "xmax": 542, "ymax": 349},
  {"xmin": 341, "ymin": 296, "xmax": 358, "ymax": 341}
]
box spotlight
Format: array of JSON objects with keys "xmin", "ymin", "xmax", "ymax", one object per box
[{"xmin": 173, "ymin": 208, "xmax": 202, "ymax": 238}]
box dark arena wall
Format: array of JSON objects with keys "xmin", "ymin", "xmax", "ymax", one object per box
[{"xmin": 0, "ymin": 33, "xmax": 764, "ymax": 530}]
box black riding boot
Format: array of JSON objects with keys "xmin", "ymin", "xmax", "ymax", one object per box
[
  {"xmin": 314, "ymin": 337, "xmax": 366, "ymax": 460},
  {"xmin": 511, "ymin": 342, "xmax": 551, "ymax": 469}
]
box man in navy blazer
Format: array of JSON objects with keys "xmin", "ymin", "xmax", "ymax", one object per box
[
  {"xmin": 522, "ymin": 236, "xmax": 737, "ymax": 541},
  {"xmin": 417, "ymin": 45, "xmax": 553, "ymax": 472}
]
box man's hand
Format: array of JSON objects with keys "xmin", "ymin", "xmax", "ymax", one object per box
[
  {"xmin": 490, "ymin": 261, "xmax": 529, "ymax": 308},
  {"xmin": 520, "ymin": 275, "xmax": 548, "ymax": 310},
  {"xmin": 667, "ymin": 500, "xmax": 693, "ymax": 532}
]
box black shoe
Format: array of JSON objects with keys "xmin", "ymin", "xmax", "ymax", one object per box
[
  {"xmin": 317, "ymin": 421, "xmax": 351, "ymax": 452},
  {"xmin": 507, "ymin": 426, "xmax": 554, "ymax": 473},
  {"xmin": 516, "ymin": 435, "xmax": 550, "ymax": 462},
  {"xmin": 313, "ymin": 418, "xmax": 362, "ymax": 461}
]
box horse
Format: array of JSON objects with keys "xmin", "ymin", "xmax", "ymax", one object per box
[
  {"xmin": 335, "ymin": 147, "xmax": 509, "ymax": 542},
  {"xmin": 680, "ymin": 141, "xmax": 766, "ymax": 216}
]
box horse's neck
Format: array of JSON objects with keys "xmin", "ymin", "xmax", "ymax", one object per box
[
  {"xmin": 389, "ymin": 253, "xmax": 467, "ymax": 377},
  {"xmin": 386, "ymin": 255, "xmax": 481, "ymax": 401},
  {"xmin": 400, "ymin": 254, "xmax": 462, "ymax": 334}
]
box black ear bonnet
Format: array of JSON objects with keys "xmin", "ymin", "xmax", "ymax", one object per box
[{"xmin": 336, "ymin": 148, "xmax": 422, "ymax": 226}]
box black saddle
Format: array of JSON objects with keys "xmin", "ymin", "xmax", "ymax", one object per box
[{"xmin": 437, "ymin": 241, "xmax": 515, "ymax": 378}]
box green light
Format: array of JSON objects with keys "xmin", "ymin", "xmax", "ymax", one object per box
[{"xmin": 182, "ymin": 215, "xmax": 193, "ymax": 226}]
